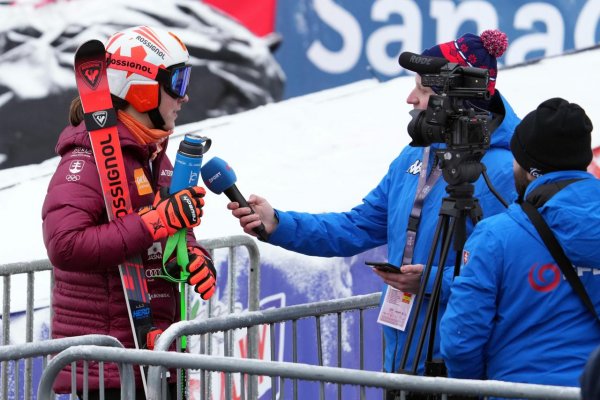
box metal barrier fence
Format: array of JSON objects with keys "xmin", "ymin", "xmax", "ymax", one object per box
[
  {"xmin": 0, "ymin": 235, "xmax": 259, "ymax": 399},
  {"xmin": 0, "ymin": 258, "xmax": 53, "ymax": 400},
  {"xmin": 37, "ymin": 345, "xmax": 581, "ymax": 400},
  {"xmin": 0, "ymin": 334, "xmax": 133, "ymax": 400},
  {"xmin": 149, "ymin": 292, "xmax": 383, "ymax": 400}
]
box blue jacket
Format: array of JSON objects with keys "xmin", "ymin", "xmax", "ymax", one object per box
[
  {"xmin": 440, "ymin": 171, "xmax": 600, "ymax": 389},
  {"xmin": 269, "ymin": 94, "xmax": 520, "ymax": 373}
]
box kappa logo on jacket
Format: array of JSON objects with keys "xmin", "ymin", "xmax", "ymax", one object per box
[{"xmin": 407, "ymin": 159, "xmax": 422, "ymax": 175}]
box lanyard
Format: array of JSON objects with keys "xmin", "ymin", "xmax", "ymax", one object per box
[{"xmin": 401, "ymin": 146, "xmax": 442, "ymax": 266}]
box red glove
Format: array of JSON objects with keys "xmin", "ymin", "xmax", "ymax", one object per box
[
  {"xmin": 187, "ymin": 247, "xmax": 217, "ymax": 300},
  {"xmin": 139, "ymin": 186, "xmax": 205, "ymax": 240}
]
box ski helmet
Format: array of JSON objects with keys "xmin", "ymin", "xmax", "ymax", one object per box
[{"xmin": 105, "ymin": 26, "xmax": 191, "ymax": 122}]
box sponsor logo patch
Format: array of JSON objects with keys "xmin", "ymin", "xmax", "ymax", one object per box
[
  {"xmin": 407, "ymin": 159, "xmax": 422, "ymax": 175},
  {"xmin": 146, "ymin": 268, "xmax": 162, "ymax": 278},
  {"xmin": 147, "ymin": 242, "xmax": 163, "ymax": 261},
  {"xmin": 92, "ymin": 111, "xmax": 108, "ymax": 128},
  {"xmin": 528, "ymin": 263, "xmax": 561, "ymax": 292},
  {"xmin": 134, "ymin": 168, "xmax": 153, "ymax": 196}
]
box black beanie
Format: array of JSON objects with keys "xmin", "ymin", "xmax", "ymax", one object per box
[{"xmin": 510, "ymin": 97, "xmax": 593, "ymax": 176}]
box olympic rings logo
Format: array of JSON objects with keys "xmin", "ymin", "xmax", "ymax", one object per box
[{"xmin": 66, "ymin": 175, "xmax": 81, "ymax": 181}]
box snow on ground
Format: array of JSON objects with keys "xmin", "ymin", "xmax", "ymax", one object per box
[{"xmin": 1, "ymin": 47, "xmax": 600, "ymax": 314}]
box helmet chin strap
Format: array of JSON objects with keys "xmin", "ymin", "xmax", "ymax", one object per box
[
  {"xmin": 147, "ymin": 86, "xmax": 166, "ymax": 130},
  {"xmin": 148, "ymin": 108, "xmax": 166, "ymax": 130}
]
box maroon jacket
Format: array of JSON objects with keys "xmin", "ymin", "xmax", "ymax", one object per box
[{"xmin": 42, "ymin": 121, "xmax": 199, "ymax": 392}]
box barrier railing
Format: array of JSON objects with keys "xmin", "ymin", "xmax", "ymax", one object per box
[
  {"xmin": 0, "ymin": 334, "xmax": 132, "ymax": 399},
  {"xmin": 38, "ymin": 345, "xmax": 581, "ymax": 400},
  {"xmin": 0, "ymin": 259, "xmax": 53, "ymax": 400},
  {"xmin": 0, "ymin": 234, "xmax": 259, "ymax": 399},
  {"xmin": 148, "ymin": 292, "xmax": 382, "ymax": 400},
  {"xmin": 196, "ymin": 235, "xmax": 261, "ymax": 317}
]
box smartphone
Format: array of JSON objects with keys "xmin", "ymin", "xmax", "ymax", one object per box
[{"xmin": 364, "ymin": 261, "xmax": 402, "ymax": 274}]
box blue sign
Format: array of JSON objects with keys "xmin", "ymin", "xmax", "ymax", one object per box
[{"xmin": 275, "ymin": 0, "xmax": 599, "ymax": 98}]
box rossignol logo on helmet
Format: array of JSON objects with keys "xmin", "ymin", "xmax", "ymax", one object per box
[
  {"xmin": 79, "ymin": 61, "xmax": 103, "ymax": 89},
  {"xmin": 92, "ymin": 111, "xmax": 108, "ymax": 128},
  {"xmin": 107, "ymin": 56, "xmax": 155, "ymax": 75},
  {"xmin": 136, "ymin": 35, "xmax": 165, "ymax": 60}
]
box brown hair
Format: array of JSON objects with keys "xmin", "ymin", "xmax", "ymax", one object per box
[{"xmin": 68, "ymin": 95, "xmax": 130, "ymax": 126}]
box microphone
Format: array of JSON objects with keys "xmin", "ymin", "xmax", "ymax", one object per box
[
  {"xmin": 398, "ymin": 52, "xmax": 448, "ymax": 74},
  {"xmin": 201, "ymin": 157, "xmax": 269, "ymax": 242}
]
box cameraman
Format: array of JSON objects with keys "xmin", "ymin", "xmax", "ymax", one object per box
[
  {"xmin": 440, "ymin": 98, "xmax": 600, "ymax": 389},
  {"xmin": 228, "ymin": 30, "xmax": 520, "ymax": 378}
]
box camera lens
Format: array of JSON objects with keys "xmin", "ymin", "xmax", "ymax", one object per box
[{"xmin": 407, "ymin": 109, "xmax": 445, "ymax": 147}]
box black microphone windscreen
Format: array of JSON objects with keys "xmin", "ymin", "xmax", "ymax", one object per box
[{"xmin": 398, "ymin": 52, "xmax": 448, "ymax": 75}]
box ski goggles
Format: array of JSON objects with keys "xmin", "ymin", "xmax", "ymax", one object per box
[
  {"xmin": 107, "ymin": 53, "xmax": 192, "ymax": 99},
  {"xmin": 160, "ymin": 64, "xmax": 192, "ymax": 99}
]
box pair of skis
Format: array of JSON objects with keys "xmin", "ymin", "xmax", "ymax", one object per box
[{"xmin": 74, "ymin": 40, "xmax": 167, "ymax": 396}]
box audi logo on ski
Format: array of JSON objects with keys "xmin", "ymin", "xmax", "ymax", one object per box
[{"xmin": 100, "ymin": 133, "xmax": 128, "ymax": 218}]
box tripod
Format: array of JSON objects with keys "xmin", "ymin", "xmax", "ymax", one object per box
[{"xmin": 393, "ymin": 179, "xmax": 484, "ymax": 399}]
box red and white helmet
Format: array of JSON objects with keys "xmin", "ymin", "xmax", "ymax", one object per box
[{"xmin": 105, "ymin": 26, "xmax": 191, "ymax": 113}]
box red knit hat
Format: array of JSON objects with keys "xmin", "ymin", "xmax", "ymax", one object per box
[{"xmin": 421, "ymin": 29, "xmax": 508, "ymax": 95}]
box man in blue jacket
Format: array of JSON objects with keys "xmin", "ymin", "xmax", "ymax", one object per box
[
  {"xmin": 440, "ymin": 97, "xmax": 600, "ymax": 390},
  {"xmin": 228, "ymin": 30, "xmax": 520, "ymax": 379}
]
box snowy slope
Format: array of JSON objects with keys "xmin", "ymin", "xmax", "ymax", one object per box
[{"xmin": 1, "ymin": 47, "xmax": 600, "ymax": 312}]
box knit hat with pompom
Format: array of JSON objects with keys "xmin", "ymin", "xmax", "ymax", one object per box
[{"xmin": 420, "ymin": 29, "xmax": 508, "ymax": 95}]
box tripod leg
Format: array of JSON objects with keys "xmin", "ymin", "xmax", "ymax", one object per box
[
  {"xmin": 412, "ymin": 216, "xmax": 457, "ymax": 374},
  {"xmin": 398, "ymin": 213, "xmax": 449, "ymax": 373}
]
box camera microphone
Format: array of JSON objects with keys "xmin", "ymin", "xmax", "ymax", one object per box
[
  {"xmin": 200, "ymin": 157, "xmax": 269, "ymax": 242},
  {"xmin": 398, "ymin": 52, "xmax": 449, "ymax": 74}
]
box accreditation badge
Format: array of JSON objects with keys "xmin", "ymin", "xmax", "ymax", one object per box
[{"xmin": 377, "ymin": 286, "xmax": 415, "ymax": 331}]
